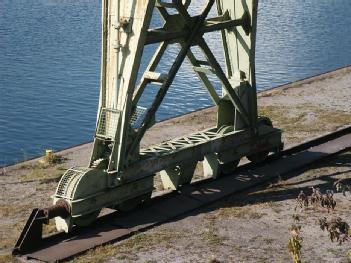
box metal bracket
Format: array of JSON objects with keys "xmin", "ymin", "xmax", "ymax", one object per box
[
  {"xmin": 241, "ymin": 11, "xmax": 252, "ymax": 35},
  {"xmin": 119, "ymin": 17, "xmax": 133, "ymax": 33}
]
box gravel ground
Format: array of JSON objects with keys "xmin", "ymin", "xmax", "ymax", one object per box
[{"xmin": 95, "ymin": 151, "xmax": 350, "ymax": 263}]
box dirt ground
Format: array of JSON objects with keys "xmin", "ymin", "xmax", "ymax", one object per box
[
  {"xmin": 0, "ymin": 67, "xmax": 351, "ymax": 262},
  {"xmin": 73, "ymin": 151, "xmax": 351, "ymax": 263}
]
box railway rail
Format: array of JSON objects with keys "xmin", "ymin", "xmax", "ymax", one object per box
[{"xmin": 13, "ymin": 125, "xmax": 351, "ymax": 262}]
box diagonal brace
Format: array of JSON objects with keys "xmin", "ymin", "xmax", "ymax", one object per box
[
  {"xmin": 126, "ymin": 0, "xmax": 216, "ymax": 161},
  {"xmin": 196, "ymin": 38, "xmax": 251, "ymax": 125},
  {"xmin": 132, "ymin": 42, "xmax": 168, "ymax": 108},
  {"xmin": 170, "ymin": 1, "xmax": 251, "ymax": 125},
  {"xmin": 185, "ymin": 48, "xmax": 220, "ymax": 105}
]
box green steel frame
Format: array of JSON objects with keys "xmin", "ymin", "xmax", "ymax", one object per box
[{"xmin": 52, "ymin": 0, "xmax": 282, "ymax": 232}]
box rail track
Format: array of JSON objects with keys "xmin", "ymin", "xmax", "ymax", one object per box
[{"xmin": 14, "ymin": 125, "xmax": 351, "ymax": 262}]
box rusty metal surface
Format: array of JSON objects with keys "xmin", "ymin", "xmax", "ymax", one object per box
[
  {"xmin": 26, "ymin": 225, "xmax": 130, "ymax": 262},
  {"xmin": 18, "ymin": 128, "xmax": 351, "ymax": 262},
  {"xmin": 44, "ymin": 199, "xmax": 70, "ymax": 220},
  {"xmin": 113, "ymin": 194, "xmax": 203, "ymax": 231}
]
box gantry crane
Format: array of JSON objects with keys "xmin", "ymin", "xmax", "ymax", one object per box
[{"xmin": 16, "ymin": 0, "xmax": 282, "ymax": 241}]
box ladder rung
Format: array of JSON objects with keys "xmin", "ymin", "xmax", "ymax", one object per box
[
  {"xmin": 193, "ymin": 66, "xmax": 215, "ymax": 75},
  {"xmin": 195, "ymin": 60, "xmax": 211, "ymax": 66},
  {"xmin": 155, "ymin": 1, "xmax": 176, "ymax": 8},
  {"xmin": 144, "ymin": 71, "xmax": 168, "ymax": 83}
]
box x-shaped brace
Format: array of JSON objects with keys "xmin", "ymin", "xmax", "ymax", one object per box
[{"xmin": 129, "ymin": 0, "xmax": 252, "ymax": 159}]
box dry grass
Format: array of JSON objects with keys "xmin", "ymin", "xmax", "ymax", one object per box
[
  {"xmin": 0, "ymin": 254, "xmax": 20, "ymax": 263},
  {"xmin": 259, "ymin": 104, "xmax": 351, "ymax": 128},
  {"xmin": 258, "ymin": 88, "xmax": 284, "ymax": 98},
  {"xmin": 43, "ymin": 220, "xmax": 59, "ymax": 235},
  {"xmin": 71, "ymin": 229, "xmax": 183, "ymax": 263},
  {"xmin": 19, "ymin": 162, "xmax": 66, "ymax": 182},
  {"xmin": 258, "ymin": 104, "xmax": 351, "ymax": 145},
  {"xmin": 0, "ymin": 236, "xmax": 16, "ymax": 251},
  {"xmin": 0, "ymin": 204, "xmax": 34, "ymax": 218},
  {"xmin": 44, "ymin": 153, "xmax": 66, "ymax": 165},
  {"xmin": 169, "ymin": 108, "xmax": 216, "ymax": 126},
  {"xmin": 216, "ymin": 206, "xmax": 266, "ymax": 219},
  {"xmin": 201, "ymin": 228, "xmax": 226, "ymax": 246},
  {"xmin": 0, "ymin": 219, "xmax": 27, "ymax": 249}
]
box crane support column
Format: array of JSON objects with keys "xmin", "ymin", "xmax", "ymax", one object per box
[{"xmin": 16, "ymin": 0, "xmax": 283, "ymax": 235}]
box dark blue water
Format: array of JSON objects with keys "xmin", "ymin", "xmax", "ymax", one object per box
[{"xmin": 1, "ymin": 0, "xmax": 350, "ymax": 166}]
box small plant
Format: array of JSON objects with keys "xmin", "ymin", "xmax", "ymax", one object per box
[
  {"xmin": 292, "ymin": 214, "xmax": 300, "ymax": 223},
  {"xmin": 309, "ymin": 188, "xmax": 336, "ymax": 212},
  {"xmin": 201, "ymin": 228, "xmax": 225, "ymax": 246},
  {"xmin": 208, "ymin": 256, "xmax": 222, "ymax": 263},
  {"xmin": 319, "ymin": 217, "xmax": 350, "ymax": 245},
  {"xmin": 295, "ymin": 190, "xmax": 308, "ymax": 211},
  {"xmin": 334, "ymin": 179, "xmax": 351, "ymax": 196},
  {"xmin": 288, "ymin": 224, "xmax": 303, "ymax": 263},
  {"xmin": 41, "ymin": 149, "xmax": 65, "ymax": 165},
  {"xmin": 291, "ymin": 177, "xmax": 350, "ymax": 261},
  {"xmin": 310, "ymin": 186, "xmax": 322, "ymax": 206},
  {"xmin": 320, "ymin": 190, "xmax": 336, "ymax": 213}
]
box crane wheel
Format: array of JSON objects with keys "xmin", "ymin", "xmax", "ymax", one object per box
[{"xmin": 247, "ymin": 117, "xmax": 273, "ymax": 164}]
